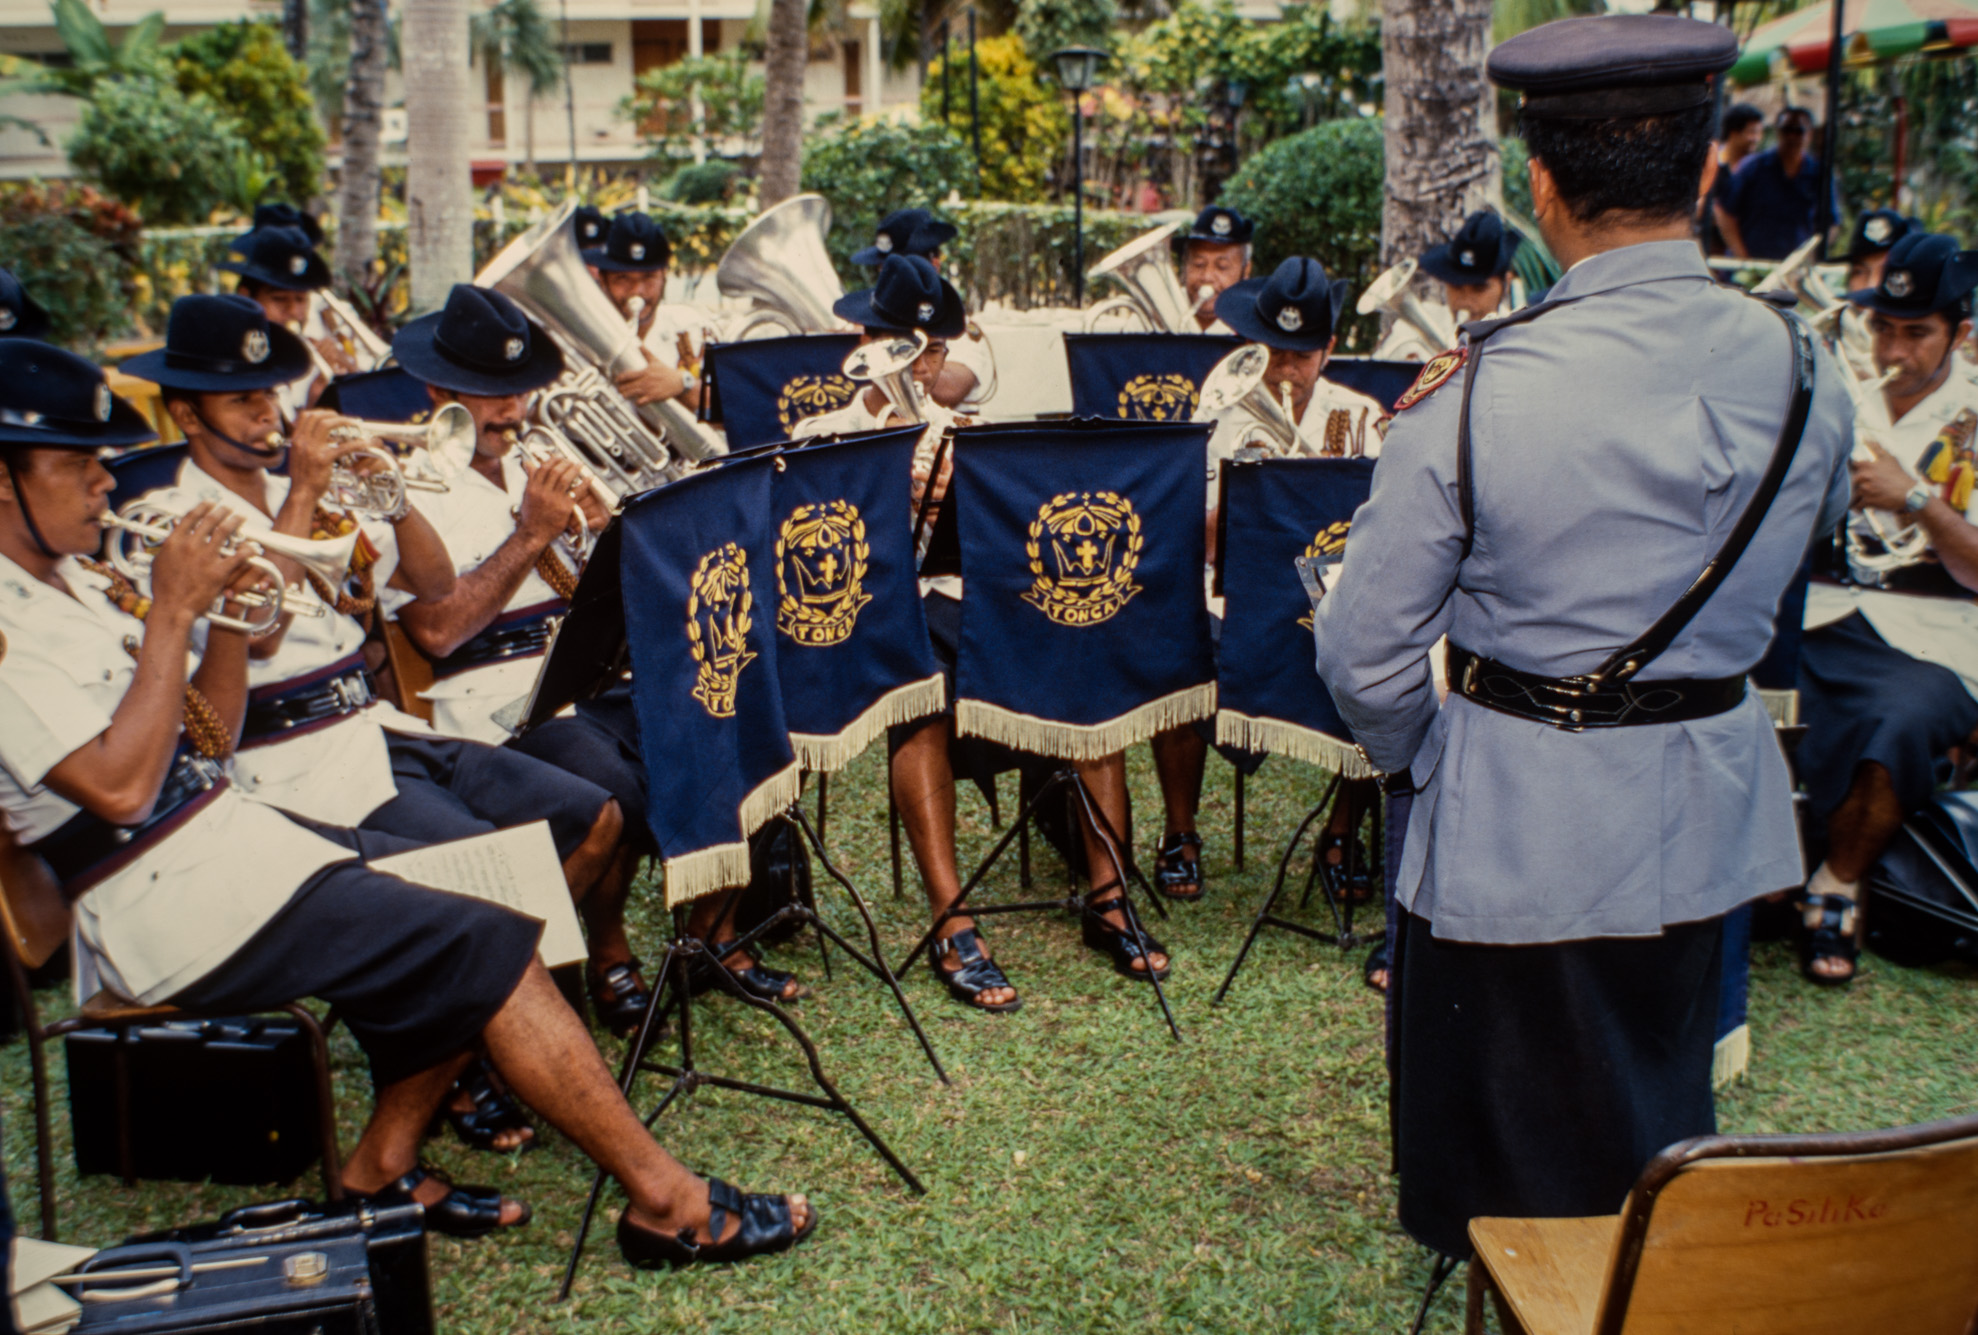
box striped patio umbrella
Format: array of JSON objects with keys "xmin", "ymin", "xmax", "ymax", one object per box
[{"xmin": 1729, "ymin": 0, "xmax": 1978, "ymax": 84}]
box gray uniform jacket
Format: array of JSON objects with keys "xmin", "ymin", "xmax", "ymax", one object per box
[{"xmin": 1313, "ymin": 240, "xmax": 1853, "ymax": 944}]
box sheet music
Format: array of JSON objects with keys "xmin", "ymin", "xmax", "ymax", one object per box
[
  {"xmin": 372, "ymin": 822, "xmax": 587, "ymax": 968},
  {"xmin": 12, "ymin": 1238, "xmax": 93, "ymax": 1335}
]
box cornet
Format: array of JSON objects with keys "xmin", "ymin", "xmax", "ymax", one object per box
[
  {"xmin": 1359, "ymin": 259, "xmax": 1459, "ymax": 362},
  {"xmin": 99, "ymin": 499, "xmax": 357, "ymax": 636},
  {"xmin": 272, "ymin": 404, "xmax": 476, "ymax": 522},
  {"xmin": 503, "ymin": 426, "xmax": 606, "ymax": 569}
]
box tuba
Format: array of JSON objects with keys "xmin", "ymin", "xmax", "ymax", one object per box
[
  {"xmin": 1083, "ymin": 223, "xmax": 1200, "ymax": 333},
  {"xmin": 716, "ymin": 194, "xmax": 848, "ymax": 340},
  {"xmin": 100, "ymin": 496, "xmax": 356, "ymax": 635},
  {"xmin": 1359, "ymin": 259, "xmax": 1459, "ymax": 362},
  {"xmin": 1199, "ymin": 344, "xmax": 1300, "ymax": 454},
  {"xmin": 476, "ymin": 201, "xmax": 727, "ymax": 464}
]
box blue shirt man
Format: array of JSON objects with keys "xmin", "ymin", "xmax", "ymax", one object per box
[{"xmin": 1726, "ymin": 107, "xmax": 1840, "ymax": 260}]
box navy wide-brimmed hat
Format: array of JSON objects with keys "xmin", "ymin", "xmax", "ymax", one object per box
[
  {"xmin": 1847, "ymin": 232, "xmax": 1978, "ymax": 320},
  {"xmin": 583, "ymin": 212, "xmax": 672, "ymax": 273},
  {"xmin": 230, "ymin": 203, "xmax": 324, "ymax": 252},
  {"xmin": 1419, "ymin": 210, "xmax": 1523, "ymax": 285},
  {"xmin": 219, "ymin": 225, "xmax": 331, "ymax": 293},
  {"xmin": 573, "ymin": 204, "xmax": 607, "ymax": 250},
  {"xmin": 393, "ymin": 284, "xmax": 565, "ymax": 396},
  {"xmin": 1488, "ymin": 13, "xmax": 1739, "ymax": 118},
  {"xmin": 1844, "ymin": 209, "xmax": 1913, "ymax": 264},
  {"xmin": 851, "ymin": 208, "xmax": 959, "ymax": 267},
  {"xmin": 0, "ymin": 341, "xmax": 155, "ymax": 449},
  {"xmin": 831, "ymin": 254, "xmax": 968, "ymax": 339},
  {"xmin": 1215, "ymin": 256, "xmax": 1349, "ymax": 353},
  {"xmin": 0, "ymin": 269, "xmax": 50, "ymax": 340},
  {"xmin": 1176, "ymin": 206, "xmax": 1254, "ymax": 253},
  {"xmin": 120, "ymin": 294, "xmax": 314, "ymax": 393}
]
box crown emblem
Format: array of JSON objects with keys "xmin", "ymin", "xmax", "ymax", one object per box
[
  {"xmin": 288, "ymin": 255, "xmax": 309, "ymax": 276},
  {"xmin": 1459, "ymin": 249, "xmax": 1475, "ymax": 267},
  {"xmin": 1118, "ymin": 372, "xmax": 1198, "ymax": 422},
  {"xmin": 503, "ymin": 336, "xmax": 526, "ymax": 362},
  {"xmin": 1886, "ymin": 270, "xmax": 1914, "ymax": 299},
  {"xmin": 1865, "ymin": 216, "xmax": 1892, "ymax": 244},
  {"xmin": 629, "ymin": 242, "xmax": 646, "ymax": 260},
  {"xmin": 685, "ymin": 542, "xmax": 756, "ymax": 718},
  {"xmin": 0, "ymin": 308, "xmax": 16, "ymax": 332},
  {"xmin": 1211, "ymin": 214, "xmax": 1232, "ymax": 236},
  {"xmin": 1276, "ymin": 306, "xmax": 1304, "ymax": 333},
  {"xmin": 242, "ymin": 329, "xmax": 270, "ymax": 364},
  {"xmin": 775, "ymin": 499, "xmax": 873, "ymax": 647},
  {"xmin": 1295, "ymin": 520, "xmax": 1353, "ymax": 630},
  {"xmin": 776, "ymin": 374, "xmax": 858, "ymax": 433},
  {"xmin": 1022, "ymin": 491, "xmax": 1145, "ymax": 628},
  {"xmin": 876, "ymin": 233, "xmax": 894, "ymax": 253},
  {"xmin": 917, "ymin": 301, "xmax": 936, "ymax": 324}
]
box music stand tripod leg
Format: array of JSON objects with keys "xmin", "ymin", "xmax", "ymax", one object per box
[
  {"xmin": 1064, "ymin": 769, "xmax": 1183, "ymax": 1041},
  {"xmin": 1212, "ymin": 774, "xmax": 1342, "ymax": 1006}
]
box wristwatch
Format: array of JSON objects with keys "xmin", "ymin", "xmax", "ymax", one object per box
[
  {"xmin": 1904, "ymin": 482, "xmax": 1933, "ymax": 514},
  {"xmin": 679, "ymin": 369, "xmax": 699, "ymax": 393}
]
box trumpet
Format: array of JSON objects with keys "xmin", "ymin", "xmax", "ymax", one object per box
[{"xmin": 99, "ymin": 499, "xmax": 357, "ymax": 636}]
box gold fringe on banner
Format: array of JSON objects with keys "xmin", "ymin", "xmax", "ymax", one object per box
[
  {"xmin": 1215, "ymin": 711, "xmax": 1373, "ymax": 778},
  {"xmin": 790, "ymin": 673, "xmax": 947, "ymax": 774},
  {"xmin": 739, "ymin": 760, "xmax": 802, "ymax": 840},
  {"xmin": 1711, "ymin": 1023, "xmax": 1750, "ymax": 1091},
  {"xmin": 955, "ymin": 682, "xmax": 1217, "ymax": 761},
  {"xmin": 662, "ymin": 842, "xmax": 753, "ymax": 909}
]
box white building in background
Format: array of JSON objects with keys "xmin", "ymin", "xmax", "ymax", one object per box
[{"xmin": 0, "ymin": 0, "xmax": 923, "ymax": 180}]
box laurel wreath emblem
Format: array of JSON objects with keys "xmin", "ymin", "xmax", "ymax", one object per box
[
  {"xmin": 1295, "ymin": 520, "xmax": 1352, "ymax": 630},
  {"xmin": 685, "ymin": 542, "xmax": 755, "ymax": 718},
  {"xmin": 1022, "ymin": 490, "xmax": 1145, "ymax": 628},
  {"xmin": 777, "ymin": 373, "xmax": 859, "ymax": 433},
  {"xmin": 775, "ymin": 499, "xmax": 873, "ymax": 647},
  {"xmin": 1117, "ymin": 372, "xmax": 1199, "ymax": 422}
]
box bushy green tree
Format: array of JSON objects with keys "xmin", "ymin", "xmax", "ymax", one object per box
[
  {"xmin": 662, "ymin": 159, "xmax": 742, "ymax": 204},
  {"xmin": 922, "ymin": 34, "xmax": 1068, "ymax": 202},
  {"xmin": 1219, "ymin": 117, "xmax": 1384, "ymax": 350},
  {"xmin": 173, "ymin": 21, "xmax": 326, "ymax": 204},
  {"xmin": 800, "ymin": 118, "xmax": 974, "ymax": 278},
  {"xmin": 0, "ymin": 0, "xmax": 166, "ymax": 99},
  {"xmin": 0, "ymin": 181, "xmax": 142, "ymax": 350},
  {"xmin": 622, "ymin": 51, "xmax": 766, "ymax": 165},
  {"xmin": 67, "ymin": 77, "xmax": 260, "ymax": 225},
  {"xmin": 1014, "ymin": 0, "xmax": 1117, "ymax": 65}
]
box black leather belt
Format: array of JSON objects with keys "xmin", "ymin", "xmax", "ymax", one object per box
[
  {"xmin": 432, "ymin": 602, "xmax": 562, "ymax": 679},
  {"xmin": 29, "ymin": 754, "xmax": 229, "ymax": 894},
  {"xmin": 1447, "ymin": 643, "xmax": 1746, "ymax": 731},
  {"xmin": 242, "ymin": 661, "xmax": 376, "ymax": 742}
]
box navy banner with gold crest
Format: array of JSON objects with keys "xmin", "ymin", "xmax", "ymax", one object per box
[
  {"xmin": 702, "ymin": 333, "xmax": 861, "ymax": 449},
  {"xmin": 1063, "ymin": 332, "xmax": 1243, "ymax": 421},
  {"xmin": 618, "ymin": 456, "xmax": 800, "ymax": 905},
  {"xmin": 952, "ymin": 419, "xmax": 1216, "ymax": 758},
  {"xmin": 770, "ymin": 428, "xmax": 945, "ymax": 770},
  {"xmin": 316, "ymin": 366, "xmax": 434, "ymax": 423},
  {"xmin": 1214, "ymin": 456, "xmax": 1375, "ymax": 776},
  {"xmin": 1322, "ymin": 357, "xmax": 1430, "ymax": 415}
]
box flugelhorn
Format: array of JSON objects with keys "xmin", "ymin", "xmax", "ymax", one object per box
[
  {"xmin": 1359, "ymin": 259, "xmax": 1459, "ymax": 362},
  {"xmin": 99, "ymin": 498, "xmax": 357, "ymax": 636},
  {"xmin": 1199, "ymin": 344, "xmax": 1301, "ymax": 454},
  {"xmin": 1084, "ymin": 223, "xmax": 1198, "ymax": 333},
  {"xmin": 304, "ymin": 404, "xmax": 476, "ymax": 519}
]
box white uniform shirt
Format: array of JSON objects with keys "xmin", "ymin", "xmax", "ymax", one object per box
[
  {"xmin": 1204, "ymin": 375, "xmax": 1389, "ymax": 512},
  {"xmin": 165, "ymin": 462, "xmax": 429, "ymax": 825},
  {"xmin": 1803, "ymin": 369, "xmax": 1978, "ymax": 701},
  {"xmin": 0, "ymin": 553, "xmax": 348, "ymax": 1004},
  {"xmin": 945, "ymin": 328, "xmax": 995, "ymax": 413},
  {"xmin": 638, "ymin": 303, "xmax": 711, "ymax": 370},
  {"xmin": 396, "ymin": 450, "xmax": 566, "ymax": 743}
]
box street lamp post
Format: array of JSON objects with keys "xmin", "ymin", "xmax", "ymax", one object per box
[{"xmin": 1052, "ymin": 45, "xmax": 1107, "ymax": 308}]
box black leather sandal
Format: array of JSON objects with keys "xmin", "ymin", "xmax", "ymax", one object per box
[
  {"xmin": 347, "ymin": 1165, "xmax": 530, "ymax": 1239},
  {"xmin": 1362, "ymin": 942, "xmax": 1390, "ymax": 995},
  {"xmin": 1798, "ymin": 892, "xmax": 1859, "ymax": 987},
  {"xmin": 430, "ymin": 1058, "xmax": 536, "ymax": 1154},
  {"xmin": 1319, "ymin": 829, "xmax": 1375, "ymax": 904},
  {"xmin": 588, "ymin": 957, "xmax": 655, "ymax": 1040},
  {"xmin": 617, "ymin": 1177, "xmax": 818, "ymax": 1269},
  {"xmin": 690, "ymin": 943, "xmax": 811, "ymax": 1003},
  {"xmin": 930, "ymin": 927, "xmax": 1022, "ymax": 1013},
  {"xmin": 1152, "ymin": 832, "xmax": 1204, "ymax": 902},
  {"xmin": 1081, "ymin": 885, "xmax": 1170, "ymax": 983}
]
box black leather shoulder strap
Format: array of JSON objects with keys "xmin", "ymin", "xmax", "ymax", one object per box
[{"xmin": 1455, "ymin": 296, "xmax": 1582, "ymax": 560}]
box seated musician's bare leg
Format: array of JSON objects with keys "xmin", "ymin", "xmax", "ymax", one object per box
[
  {"xmin": 579, "ymin": 839, "xmax": 641, "ymax": 972},
  {"xmin": 1806, "ymin": 761, "xmax": 1903, "ymax": 983},
  {"xmin": 344, "ymin": 1053, "xmax": 529, "ymax": 1225},
  {"xmin": 1150, "ymin": 727, "xmax": 1206, "ymax": 898},
  {"xmin": 893, "ymin": 717, "xmax": 1017, "ymax": 1008},
  {"xmin": 1074, "ymin": 752, "xmax": 1169, "ymax": 975},
  {"xmin": 483, "ymin": 960, "xmax": 812, "ymax": 1244},
  {"xmin": 680, "ymin": 887, "xmax": 808, "ymax": 1003}
]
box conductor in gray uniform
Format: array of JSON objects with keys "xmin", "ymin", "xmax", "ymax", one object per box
[{"xmin": 1313, "ymin": 14, "xmax": 1853, "ymax": 1259}]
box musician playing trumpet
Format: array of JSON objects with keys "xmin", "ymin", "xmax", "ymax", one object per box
[
  {"xmin": 581, "ymin": 212, "xmax": 707, "ymax": 417},
  {"xmin": 1796, "ymin": 231, "xmax": 1978, "ymax": 988},
  {"xmin": 221, "ymin": 219, "xmax": 353, "ymax": 413}
]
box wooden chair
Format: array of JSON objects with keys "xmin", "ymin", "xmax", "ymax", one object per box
[
  {"xmin": 0, "ymin": 828, "xmax": 344, "ymax": 1241},
  {"xmin": 1465, "ymin": 1114, "xmax": 1978, "ymax": 1335},
  {"xmin": 379, "ymin": 617, "xmax": 436, "ymax": 722}
]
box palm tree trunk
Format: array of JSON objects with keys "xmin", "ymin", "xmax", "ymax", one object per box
[
  {"xmin": 758, "ymin": 0, "xmax": 807, "ymax": 205},
  {"xmin": 335, "ymin": 0, "xmax": 389, "ymax": 292},
  {"xmin": 404, "ymin": 0, "xmax": 477, "ymax": 312},
  {"xmin": 525, "ymin": 95, "xmax": 536, "ymax": 176},
  {"xmin": 1379, "ymin": 0, "xmax": 1497, "ymax": 276}
]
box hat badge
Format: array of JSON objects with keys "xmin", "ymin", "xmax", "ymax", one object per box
[
  {"xmin": 0, "ymin": 307, "xmax": 14, "ymax": 332},
  {"xmin": 1886, "ymin": 270, "xmax": 1914, "ymax": 299},
  {"xmin": 629, "ymin": 242, "xmax": 646, "ymax": 260},
  {"xmin": 876, "ymin": 234, "xmax": 894, "ymax": 254},
  {"xmin": 94, "ymin": 383, "xmax": 112, "ymax": 423},
  {"xmin": 288, "ymin": 254, "xmax": 308, "ymax": 276},
  {"xmin": 1276, "ymin": 306, "xmax": 1304, "ymax": 333},
  {"xmin": 1459, "ymin": 249, "xmax": 1475, "ymax": 267},
  {"xmin": 916, "ymin": 301, "xmax": 936, "ymax": 324},
  {"xmin": 242, "ymin": 328, "xmax": 270, "ymax": 364},
  {"xmin": 503, "ymin": 336, "xmax": 526, "ymax": 362},
  {"xmin": 1211, "ymin": 214, "xmax": 1232, "ymax": 237},
  {"xmin": 1865, "ymin": 216, "xmax": 1892, "ymax": 244}
]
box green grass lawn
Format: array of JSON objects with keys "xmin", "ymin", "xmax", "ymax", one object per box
[{"xmin": 5, "ymin": 746, "xmax": 1974, "ymax": 1333}]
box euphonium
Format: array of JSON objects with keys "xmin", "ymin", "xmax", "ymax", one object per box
[
  {"xmin": 1198, "ymin": 343, "xmax": 1301, "ymax": 455},
  {"xmin": 1359, "ymin": 259, "xmax": 1459, "ymax": 362},
  {"xmin": 99, "ymin": 498, "xmax": 357, "ymax": 635},
  {"xmin": 715, "ymin": 193, "xmax": 848, "ymax": 339},
  {"xmin": 1084, "ymin": 223, "xmax": 1199, "ymax": 333}
]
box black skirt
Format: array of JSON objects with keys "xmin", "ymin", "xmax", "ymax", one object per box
[
  {"xmin": 507, "ymin": 681, "xmax": 653, "ymax": 848},
  {"xmin": 168, "ymin": 822, "xmax": 542, "ymax": 1088},
  {"xmin": 1797, "ymin": 612, "xmax": 1978, "ymax": 818},
  {"xmin": 361, "ymin": 733, "xmax": 611, "ymax": 861},
  {"xmin": 1391, "ymin": 910, "xmax": 1723, "ymax": 1258}
]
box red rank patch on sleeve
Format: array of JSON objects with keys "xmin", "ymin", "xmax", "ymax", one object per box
[{"xmin": 1393, "ymin": 347, "xmax": 1467, "ymax": 413}]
